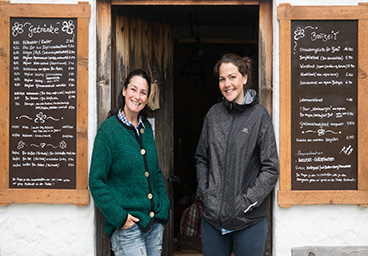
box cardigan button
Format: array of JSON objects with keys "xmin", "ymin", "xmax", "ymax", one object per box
[
  {"xmin": 148, "ymin": 193, "xmax": 153, "ymax": 199},
  {"xmin": 141, "ymin": 149, "xmax": 146, "ymax": 155},
  {"xmin": 140, "ymin": 128, "xmax": 145, "ymax": 134},
  {"xmin": 150, "ymin": 212, "xmax": 155, "ymax": 218},
  {"xmin": 145, "ymin": 171, "xmax": 149, "ymax": 177}
]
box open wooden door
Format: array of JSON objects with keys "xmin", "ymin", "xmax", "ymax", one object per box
[{"xmin": 112, "ymin": 6, "xmax": 174, "ymax": 256}]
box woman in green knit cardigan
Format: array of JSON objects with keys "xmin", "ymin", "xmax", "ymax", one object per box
[{"xmin": 89, "ymin": 69, "xmax": 170, "ymax": 256}]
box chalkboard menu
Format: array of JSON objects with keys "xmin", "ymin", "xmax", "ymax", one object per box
[
  {"xmin": 291, "ymin": 20, "xmax": 358, "ymax": 190},
  {"xmin": 9, "ymin": 18, "xmax": 77, "ymax": 189}
]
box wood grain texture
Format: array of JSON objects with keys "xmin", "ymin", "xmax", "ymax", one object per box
[
  {"xmin": 278, "ymin": 19, "xmax": 291, "ymax": 194},
  {"xmin": 0, "ymin": 16, "xmax": 10, "ymax": 192},
  {"xmin": 259, "ymin": 0, "xmax": 273, "ymax": 115},
  {"xmin": 279, "ymin": 190, "xmax": 368, "ymax": 206},
  {"xmin": 278, "ymin": 4, "xmax": 368, "ymax": 20},
  {"xmin": 76, "ymin": 17, "xmax": 89, "ymax": 193},
  {"xmin": 0, "ymin": 189, "xmax": 89, "ymax": 205},
  {"xmin": 358, "ymin": 20, "xmax": 368, "ymax": 193},
  {"xmin": 0, "ymin": 2, "xmax": 90, "ymax": 18}
]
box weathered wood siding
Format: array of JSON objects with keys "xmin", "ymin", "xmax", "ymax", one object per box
[{"xmin": 96, "ymin": 0, "xmax": 113, "ymax": 255}]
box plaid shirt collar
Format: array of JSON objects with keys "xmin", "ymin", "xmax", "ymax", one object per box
[{"xmin": 118, "ymin": 109, "xmax": 145, "ymax": 134}]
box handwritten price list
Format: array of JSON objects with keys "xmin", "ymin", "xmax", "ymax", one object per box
[
  {"xmin": 291, "ymin": 20, "xmax": 357, "ymax": 190},
  {"xmin": 9, "ymin": 18, "xmax": 77, "ymax": 189}
]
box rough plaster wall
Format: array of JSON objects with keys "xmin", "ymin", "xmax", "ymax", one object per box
[
  {"xmin": 272, "ymin": 0, "xmax": 368, "ymax": 255},
  {"xmin": 0, "ymin": 0, "xmax": 97, "ymax": 255}
]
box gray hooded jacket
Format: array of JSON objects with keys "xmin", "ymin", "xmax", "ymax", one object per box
[{"xmin": 195, "ymin": 89, "xmax": 279, "ymax": 230}]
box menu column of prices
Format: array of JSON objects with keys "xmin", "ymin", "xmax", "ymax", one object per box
[
  {"xmin": 10, "ymin": 18, "xmax": 77, "ymax": 189},
  {"xmin": 291, "ymin": 20, "xmax": 358, "ymax": 190}
]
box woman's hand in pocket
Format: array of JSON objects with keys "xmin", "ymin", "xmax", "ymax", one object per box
[{"xmin": 122, "ymin": 214, "xmax": 139, "ymax": 229}]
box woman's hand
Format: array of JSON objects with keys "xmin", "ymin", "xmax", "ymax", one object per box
[{"xmin": 122, "ymin": 214, "xmax": 140, "ymax": 229}]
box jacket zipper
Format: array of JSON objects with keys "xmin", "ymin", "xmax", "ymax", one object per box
[{"xmin": 219, "ymin": 115, "xmax": 236, "ymax": 227}]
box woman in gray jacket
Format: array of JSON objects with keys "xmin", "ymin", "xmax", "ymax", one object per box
[{"xmin": 195, "ymin": 53, "xmax": 279, "ymax": 256}]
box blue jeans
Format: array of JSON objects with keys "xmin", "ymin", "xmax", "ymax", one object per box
[
  {"xmin": 111, "ymin": 222, "xmax": 165, "ymax": 256},
  {"xmin": 201, "ymin": 217, "xmax": 268, "ymax": 256}
]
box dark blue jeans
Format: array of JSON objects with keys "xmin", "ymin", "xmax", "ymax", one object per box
[{"xmin": 201, "ymin": 217, "xmax": 268, "ymax": 256}]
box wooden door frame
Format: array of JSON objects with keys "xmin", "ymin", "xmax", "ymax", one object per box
[{"xmin": 96, "ymin": 0, "xmax": 273, "ymax": 255}]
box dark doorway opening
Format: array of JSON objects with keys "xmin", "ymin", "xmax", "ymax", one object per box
[
  {"xmin": 169, "ymin": 6, "xmax": 259, "ymax": 253},
  {"xmin": 173, "ymin": 42, "xmax": 258, "ymax": 251}
]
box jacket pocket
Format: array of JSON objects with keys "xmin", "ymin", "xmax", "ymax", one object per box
[{"xmin": 202, "ymin": 189, "xmax": 219, "ymax": 221}]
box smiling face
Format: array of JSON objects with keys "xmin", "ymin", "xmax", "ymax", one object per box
[
  {"xmin": 219, "ymin": 62, "xmax": 248, "ymax": 104},
  {"xmin": 122, "ymin": 75, "xmax": 149, "ymax": 117}
]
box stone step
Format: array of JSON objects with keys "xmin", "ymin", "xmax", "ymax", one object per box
[{"xmin": 292, "ymin": 246, "xmax": 368, "ymax": 256}]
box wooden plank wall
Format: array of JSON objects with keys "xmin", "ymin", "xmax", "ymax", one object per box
[
  {"xmin": 96, "ymin": 0, "xmax": 113, "ymax": 254},
  {"xmin": 114, "ymin": 12, "xmax": 174, "ymax": 192}
]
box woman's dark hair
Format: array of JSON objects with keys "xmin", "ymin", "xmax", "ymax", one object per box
[
  {"xmin": 213, "ymin": 53, "xmax": 253, "ymax": 89},
  {"xmin": 108, "ymin": 69, "xmax": 151, "ymax": 119}
]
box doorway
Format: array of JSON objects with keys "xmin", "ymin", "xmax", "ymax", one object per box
[
  {"xmin": 170, "ymin": 5, "xmax": 259, "ymax": 254},
  {"xmin": 96, "ymin": 1, "xmax": 273, "ymax": 255}
]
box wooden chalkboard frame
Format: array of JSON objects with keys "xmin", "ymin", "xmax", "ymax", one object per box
[
  {"xmin": 0, "ymin": 2, "xmax": 90, "ymax": 205},
  {"xmin": 278, "ymin": 3, "xmax": 368, "ymax": 207}
]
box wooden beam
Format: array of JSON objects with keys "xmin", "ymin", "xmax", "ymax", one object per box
[
  {"xmin": 259, "ymin": 0, "xmax": 273, "ymax": 114},
  {"xmin": 278, "ymin": 4, "xmax": 368, "ymax": 20},
  {"xmin": 278, "ymin": 190, "xmax": 368, "ymax": 207},
  {"xmin": 0, "ymin": 2, "xmax": 90, "ymax": 18},
  {"xmin": 278, "ymin": 19, "xmax": 291, "ymax": 194},
  {"xmin": 96, "ymin": 0, "xmax": 112, "ymax": 255},
  {"xmin": 76, "ymin": 17, "xmax": 89, "ymax": 193},
  {"xmin": 358, "ymin": 20, "xmax": 368, "ymax": 194},
  {"xmin": 0, "ymin": 189, "xmax": 90, "ymax": 205},
  {"xmin": 0, "ymin": 16, "xmax": 9, "ymax": 194},
  {"xmin": 97, "ymin": 0, "xmax": 112, "ymax": 125}
]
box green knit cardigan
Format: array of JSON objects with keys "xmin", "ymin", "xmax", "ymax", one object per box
[{"xmin": 89, "ymin": 115, "xmax": 170, "ymax": 236}]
